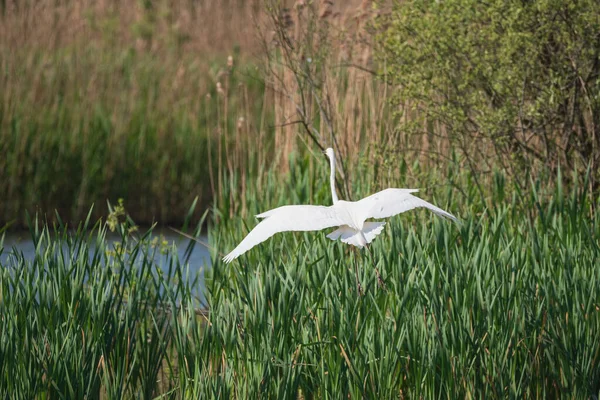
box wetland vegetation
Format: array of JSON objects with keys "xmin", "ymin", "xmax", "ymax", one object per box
[{"xmin": 1, "ymin": 0, "xmax": 600, "ymax": 397}]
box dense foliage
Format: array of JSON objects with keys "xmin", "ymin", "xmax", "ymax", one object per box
[{"xmin": 379, "ymin": 0, "xmax": 600, "ymax": 190}]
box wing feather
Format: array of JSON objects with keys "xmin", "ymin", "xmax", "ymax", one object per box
[
  {"xmin": 256, "ymin": 209, "xmax": 276, "ymax": 218},
  {"xmin": 358, "ymin": 188, "xmax": 457, "ymax": 221},
  {"xmin": 223, "ymin": 205, "xmax": 345, "ymax": 263}
]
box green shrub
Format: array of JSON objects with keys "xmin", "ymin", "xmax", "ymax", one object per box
[{"xmin": 378, "ymin": 0, "xmax": 600, "ymax": 191}]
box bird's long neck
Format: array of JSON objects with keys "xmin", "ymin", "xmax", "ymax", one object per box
[{"xmin": 329, "ymin": 154, "xmax": 339, "ymax": 204}]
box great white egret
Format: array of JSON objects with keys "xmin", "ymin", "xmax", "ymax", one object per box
[{"xmin": 223, "ymin": 148, "xmax": 457, "ymax": 264}]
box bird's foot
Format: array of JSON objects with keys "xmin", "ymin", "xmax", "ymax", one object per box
[
  {"xmin": 375, "ymin": 268, "xmax": 387, "ymax": 290},
  {"xmin": 356, "ymin": 281, "xmax": 364, "ymax": 296}
]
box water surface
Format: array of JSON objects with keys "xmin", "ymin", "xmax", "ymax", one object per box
[{"xmin": 1, "ymin": 229, "xmax": 211, "ymax": 293}]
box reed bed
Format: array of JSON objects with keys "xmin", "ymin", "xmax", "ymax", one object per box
[
  {"xmin": 2, "ymin": 162, "xmax": 599, "ymax": 397},
  {"xmin": 2, "ymin": 1, "xmax": 600, "ymax": 397},
  {"xmin": 205, "ymin": 156, "xmax": 600, "ymax": 398},
  {"xmin": 0, "ymin": 0, "xmax": 268, "ymax": 227},
  {"xmin": 0, "ymin": 0, "xmax": 374, "ymax": 228},
  {"xmin": 0, "ymin": 43, "xmax": 268, "ymax": 227},
  {"xmin": 0, "ymin": 211, "xmax": 204, "ymax": 398}
]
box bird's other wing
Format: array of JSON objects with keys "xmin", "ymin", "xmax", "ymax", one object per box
[
  {"xmin": 223, "ymin": 205, "xmax": 346, "ymax": 263},
  {"xmin": 357, "ymin": 188, "xmax": 457, "ymax": 222},
  {"xmin": 256, "ymin": 204, "xmax": 323, "ymax": 219}
]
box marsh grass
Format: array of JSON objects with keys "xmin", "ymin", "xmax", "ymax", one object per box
[
  {"xmin": 203, "ymin": 159, "xmax": 600, "ymax": 398},
  {"xmin": 1, "ymin": 160, "xmax": 599, "ymax": 397},
  {"xmin": 0, "ymin": 209, "xmax": 204, "ymax": 398},
  {"xmin": 0, "ymin": 0, "xmax": 270, "ymax": 228},
  {"xmin": 0, "ymin": 0, "xmax": 390, "ymax": 228},
  {"xmin": 2, "ymin": 1, "xmax": 600, "ymax": 397},
  {"xmin": 0, "ymin": 42, "xmax": 272, "ymax": 227}
]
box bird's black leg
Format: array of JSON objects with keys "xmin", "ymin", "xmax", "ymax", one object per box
[
  {"xmin": 365, "ymin": 245, "xmax": 386, "ymax": 290},
  {"xmin": 352, "ymin": 248, "xmax": 364, "ymax": 296}
]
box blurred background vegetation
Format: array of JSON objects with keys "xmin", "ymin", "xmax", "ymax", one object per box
[
  {"xmin": 1, "ymin": 0, "xmax": 270, "ymax": 226},
  {"xmin": 2, "ymin": 0, "xmax": 598, "ymax": 227}
]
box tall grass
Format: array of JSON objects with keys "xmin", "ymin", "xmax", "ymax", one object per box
[
  {"xmin": 2, "ymin": 2, "xmax": 600, "ymax": 396},
  {"xmin": 0, "ymin": 0, "xmax": 392, "ymax": 228},
  {"xmin": 0, "ymin": 211, "xmax": 203, "ymax": 398},
  {"xmin": 0, "ymin": 0, "xmax": 268, "ymax": 227},
  {"xmin": 2, "ymin": 162, "xmax": 599, "ymax": 397},
  {"xmin": 202, "ymin": 159, "xmax": 600, "ymax": 398},
  {"xmin": 0, "ymin": 43, "xmax": 267, "ymax": 227},
  {"xmin": 0, "ymin": 0, "xmax": 377, "ymax": 228}
]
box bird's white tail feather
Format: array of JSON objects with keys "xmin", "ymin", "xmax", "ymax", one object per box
[
  {"xmin": 326, "ymin": 222, "xmax": 386, "ymax": 248},
  {"xmin": 362, "ymin": 222, "xmax": 386, "ymax": 243},
  {"xmin": 326, "ymin": 225, "xmax": 357, "ymax": 244}
]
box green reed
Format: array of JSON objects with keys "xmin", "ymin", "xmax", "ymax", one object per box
[
  {"xmin": 199, "ymin": 157, "xmax": 600, "ymax": 398},
  {"xmin": 0, "ymin": 209, "xmax": 203, "ymax": 398},
  {"xmin": 1, "ymin": 159, "xmax": 599, "ymax": 398}
]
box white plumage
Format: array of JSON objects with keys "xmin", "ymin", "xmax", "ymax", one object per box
[{"xmin": 223, "ymin": 148, "xmax": 457, "ymax": 263}]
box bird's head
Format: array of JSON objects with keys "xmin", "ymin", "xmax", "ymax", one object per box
[{"xmin": 323, "ymin": 147, "xmax": 335, "ymax": 160}]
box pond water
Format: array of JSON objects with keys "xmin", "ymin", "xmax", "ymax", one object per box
[{"xmin": 1, "ymin": 229, "xmax": 212, "ymax": 294}]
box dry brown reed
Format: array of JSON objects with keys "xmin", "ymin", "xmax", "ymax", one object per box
[
  {"xmin": 259, "ymin": 0, "xmax": 438, "ymax": 196},
  {"xmin": 0, "ymin": 0, "xmax": 277, "ymax": 226},
  {"xmin": 0, "ymin": 0, "xmax": 451, "ymax": 226},
  {"xmin": 0, "ymin": 0, "xmax": 261, "ymax": 56}
]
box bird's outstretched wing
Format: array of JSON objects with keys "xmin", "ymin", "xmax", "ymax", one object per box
[
  {"xmin": 223, "ymin": 205, "xmax": 346, "ymax": 263},
  {"xmin": 358, "ymin": 188, "xmax": 457, "ymax": 221}
]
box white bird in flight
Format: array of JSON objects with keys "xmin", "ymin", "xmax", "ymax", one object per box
[{"xmin": 223, "ymin": 148, "xmax": 457, "ymax": 263}]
